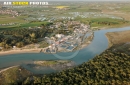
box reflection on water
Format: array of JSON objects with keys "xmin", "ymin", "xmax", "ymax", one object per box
[
  {"xmin": 22, "ymin": 64, "xmax": 56, "ymax": 74},
  {"xmin": 0, "ymin": 26, "xmax": 130, "ymax": 74},
  {"xmin": 20, "ymin": 60, "xmax": 76, "ymax": 74}
]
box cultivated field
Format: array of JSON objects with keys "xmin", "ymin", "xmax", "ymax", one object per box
[{"xmin": 0, "ymin": 15, "xmax": 27, "ymax": 24}]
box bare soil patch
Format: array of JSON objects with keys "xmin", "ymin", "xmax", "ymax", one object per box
[{"xmin": 106, "ymin": 30, "xmax": 130, "ymax": 47}]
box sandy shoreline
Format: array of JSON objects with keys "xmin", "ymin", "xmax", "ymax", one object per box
[
  {"xmin": 0, "ymin": 48, "xmax": 42, "ymax": 56},
  {"xmin": 105, "ymin": 34, "xmax": 112, "ymax": 48}
]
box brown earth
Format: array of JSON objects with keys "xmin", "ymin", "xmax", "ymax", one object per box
[{"xmin": 106, "ymin": 30, "xmax": 130, "ymax": 47}]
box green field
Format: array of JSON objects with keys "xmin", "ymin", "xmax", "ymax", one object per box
[
  {"xmin": 0, "ymin": 15, "xmax": 27, "ymax": 24},
  {"xmin": 0, "ymin": 21, "xmax": 51, "ymax": 30},
  {"xmin": 75, "ymin": 17, "xmax": 128, "ymax": 29},
  {"xmin": 19, "ymin": 21, "xmax": 51, "ymax": 28}
]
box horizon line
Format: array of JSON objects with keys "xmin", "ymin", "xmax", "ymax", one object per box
[{"xmin": 0, "ymin": 0, "xmax": 130, "ymax": 1}]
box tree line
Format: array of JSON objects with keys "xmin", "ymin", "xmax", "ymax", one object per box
[{"xmin": 12, "ymin": 46, "xmax": 130, "ymax": 85}]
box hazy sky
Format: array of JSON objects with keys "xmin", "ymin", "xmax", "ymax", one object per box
[{"xmin": 0, "ymin": 0, "xmax": 129, "ymax": 1}]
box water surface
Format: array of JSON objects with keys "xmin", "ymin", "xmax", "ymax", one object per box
[{"xmin": 0, "ymin": 26, "xmax": 130, "ymax": 74}]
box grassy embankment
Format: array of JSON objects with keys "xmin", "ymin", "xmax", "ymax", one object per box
[{"xmin": 34, "ymin": 60, "xmax": 71, "ymax": 66}]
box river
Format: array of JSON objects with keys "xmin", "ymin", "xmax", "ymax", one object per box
[{"xmin": 0, "ymin": 26, "xmax": 130, "ymax": 74}]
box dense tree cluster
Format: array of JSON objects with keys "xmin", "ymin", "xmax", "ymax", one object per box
[
  {"xmin": 90, "ymin": 18, "xmax": 128, "ymax": 26},
  {"xmin": 14, "ymin": 49, "xmax": 130, "ymax": 85},
  {"xmin": 0, "ymin": 28, "xmax": 48, "ymax": 49}
]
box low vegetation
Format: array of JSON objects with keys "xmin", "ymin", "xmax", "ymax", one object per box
[
  {"xmin": 106, "ymin": 30, "xmax": 130, "ymax": 55},
  {"xmin": 106, "ymin": 30, "xmax": 130, "ymax": 47},
  {"xmin": 34, "ymin": 60, "xmax": 71, "ymax": 66},
  {"xmin": 0, "ymin": 66, "xmax": 32, "ymax": 85}
]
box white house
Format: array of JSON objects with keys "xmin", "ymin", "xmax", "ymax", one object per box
[{"xmin": 55, "ymin": 34, "xmax": 64, "ymax": 38}]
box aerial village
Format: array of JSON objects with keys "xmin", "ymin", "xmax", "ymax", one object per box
[
  {"xmin": 0, "ymin": 5, "xmax": 94, "ymax": 53},
  {"xmin": 0, "ymin": 9, "xmax": 19, "ymax": 16},
  {"xmin": 0, "ymin": 4, "xmax": 96, "ymax": 53},
  {"xmin": 9, "ymin": 19, "xmax": 93, "ymax": 54},
  {"xmin": 41, "ymin": 21, "xmax": 93, "ymax": 53}
]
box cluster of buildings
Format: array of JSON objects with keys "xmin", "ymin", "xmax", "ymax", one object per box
[
  {"xmin": 27, "ymin": 21, "xmax": 81, "ymax": 32},
  {"xmin": 69, "ymin": 12, "xmax": 123, "ymax": 19},
  {"xmin": 25, "ymin": 17, "xmax": 47, "ymax": 22},
  {"xmin": 48, "ymin": 21, "xmax": 81, "ymax": 30},
  {"xmin": 0, "ymin": 22, "xmax": 18, "ymax": 26},
  {"xmin": 61, "ymin": 17, "xmax": 74, "ymax": 20},
  {"xmin": 42, "ymin": 21, "xmax": 91, "ymax": 53},
  {"xmin": 0, "ymin": 9, "xmax": 19, "ymax": 17}
]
